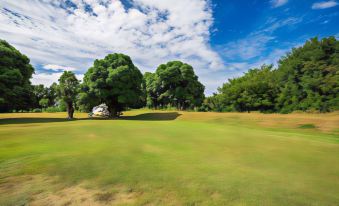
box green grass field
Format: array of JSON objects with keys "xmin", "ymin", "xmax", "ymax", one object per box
[{"xmin": 0, "ymin": 110, "xmax": 338, "ymax": 206}]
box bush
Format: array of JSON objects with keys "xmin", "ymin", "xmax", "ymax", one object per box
[
  {"xmin": 45, "ymin": 107, "xmax": 60, "ymax": 113},
  {"xmin": 58, "ymin": 100, "xmax": 67, "ymax": 112},
  {"xmin": 32, "ymin": 108, "xmax": 42, "ymax": 113}
]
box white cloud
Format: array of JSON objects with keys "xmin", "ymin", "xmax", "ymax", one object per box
[
  {"xmin": 221, "ymin": 17, "xmax": 301, "ymax": 61},
  {"xmin": 312, "ymin": 1, "xmax": 338, "ymax": 9},
  {"xmin": 270, "ymin": 0, "xmax": 288, "ymax": 8},
  {"xmin": 222, "ymin": 34, "xmax": 275, "ymax": 60},
  {"xmin": 44, "ymin": 64, "xmax": 77, "ymax": 71},
  {"xmin": 31, "ymin": 72, "xmax": 84, "ymax": 86},
  {"xmin": 0, "ymin": 0, "xmax": 224, "ymax": 93}
]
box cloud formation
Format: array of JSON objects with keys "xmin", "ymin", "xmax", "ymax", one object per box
[
  {"xmin": 312, "ymin": 1, "xmax": 338, "ymax": 9},
  {"xmin": 220, "ymin": 17, "xmax": 302, "ymax": 64},
  {"xmin": 270, "ymin": 0, "xmax": 288, "ymax": 8},
  {"xmin": 0, "ymin": 0, "xmax": 224, "ymax": 92},
  {"xmin": 44, "ymin": 64, "xmax": 77, "ymax": 71}
]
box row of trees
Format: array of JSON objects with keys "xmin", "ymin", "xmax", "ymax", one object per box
[
  {"xmin": 203, "ymin": 37, "xmax": 338, "ymax": 113},
  {"xmin": 1, "ymin": 36, "xmax": 338, "ymax": 117},
  {"xmin": 0, "ymin": 42, "xmax": 205, "ymax": 118},
  {"xmin": 77, "ymin": 55, "xmax": 205, "ymax": 117}
]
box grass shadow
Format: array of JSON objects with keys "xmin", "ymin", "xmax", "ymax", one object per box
[
  {"xmin": 0, "ymin": 112, "xmax": 181, "ymax": 125},
  {"xmin": 0, "ymin": 118, "xmax": 79, "ymax": 125},
  {"xmin": 120, "ymin": 112, "xmax": 181, "ymax": 121}
]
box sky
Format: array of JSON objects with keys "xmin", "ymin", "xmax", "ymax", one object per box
[{"xmin": 0, "ymin": 0, "xmax": 338, "ymax": 95}]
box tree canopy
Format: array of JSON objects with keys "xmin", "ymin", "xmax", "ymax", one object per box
[
  {"xmin": 145, "ymin": 61, "xmax": 205, "ymax": 110},
  {"xmin": 276, "ymin": 36, "xmax": 339, "ymax": 113},
  {"xmin": 0, "ymin": 39, "xmax": 34, "ymax": 112},
  {"xmin": 78, "ymin": 53, "xmax": 143, "ymax": 117}
]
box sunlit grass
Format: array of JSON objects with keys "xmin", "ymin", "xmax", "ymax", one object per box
[{"xmin": 0, "ymin": 110, "xmax": 338, "ymax": 205}]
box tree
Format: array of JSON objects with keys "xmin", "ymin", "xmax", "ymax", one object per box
[
  {"xmin": 144, "ymin": 72, "xmax": 159, "ymax": 108},
  {"xmin": 79, "ymin": 53, "xmax": 143, "ymax": 117},
  {"xmin": 276, "ymin": 36, "xmax": 339, "ymax": 113},
  {"xmin": 147, "ymin": 61, "xmax": 205, "ymax": 110},
  {"xmin": 0, "ymin": 39, "xmax": 35, "ymax": 112},
  {"xmin": 39, "ymin": 98, "xmax": 49, "ymax": 110},
  {"xmin": 217, "ymin": 65, "xmax": 278, "ymax": 112},
  {"xmin": 47, "ymin": 83, "xmax": 59, "ymax": 107},
  {"xmin": 57, "ymin": 71, "xmax": 79, "ymax": 119},
  {"xmin": 32, "ymin": 84, "xmax": 48, "ymax": 108}
]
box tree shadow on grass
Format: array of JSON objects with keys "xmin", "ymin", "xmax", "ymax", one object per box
[
  {"xmin": 120, "ymin": 112, "xmax": 181, "ymax": 121},
  {"xmin": 0, "ymin": 112, "xmax": 181, "ymax": 125},
  {"xmin": 0, "ymin": 118, "xmax": 79, "ymax": 125}
]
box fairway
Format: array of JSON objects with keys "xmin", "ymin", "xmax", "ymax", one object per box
[{"xmin": 0, "ymin": 110, "xmax": 338, "ymax": 206}]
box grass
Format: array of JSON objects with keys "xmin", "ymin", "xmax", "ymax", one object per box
[{"xmin": 0, "ymin": 110, "xmax": 338, "ymax": 205}]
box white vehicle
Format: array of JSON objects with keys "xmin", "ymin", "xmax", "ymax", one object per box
[{"xmin": 89, "ymin": 104, "xmax": 110, "ymax": 117}]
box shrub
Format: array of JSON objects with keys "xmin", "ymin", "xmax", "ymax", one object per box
[
  {"xmin": 32, "ymin": 108, "xmax": 42, "ymax": 113},
  {"xmin": 58, "ymin": 100, "xmax": 67, "ymax": 112},
  {"xmin": 45, "ymin": 107, "xmax": 60, "ymax": 113}
]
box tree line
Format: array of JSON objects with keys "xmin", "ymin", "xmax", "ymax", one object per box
[
  {"xmin": 0, "ymin": 36, "xmax": 338, "ymax": 118},
  {"xmin": 203, "ymin": 37, "xmax": 338, "ymax": 113}
]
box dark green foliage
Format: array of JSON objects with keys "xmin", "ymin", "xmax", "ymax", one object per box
[
  {"xmin": 145, "ymin": 61, "xmax": 205, "ymax": 110},
  {"xmin": 276, "ymin": 37, "xmax": 339, "ymax": 113},
  {"xmin": 47, "ymin": 83, "xmax": 59, "ymax": 107},
  {"xmin": 209, "ymin": 37, "xmax": 338, "ymax": 113},
  {"xmin": 32, "ymin": 83, "xmax": 59, "ymax": 110},
  {"xmin": 200, "ymin": 94, "xmax": 226, "ymax": 112},
  {"xmin": 33, "ymin": 84, "xmax": 47, "ymax": 107},
  {"xmin": 78, "ymin": 53, "xmax": 143, "ymax": 116},
  {"xmin": 0, "ymin": 39, "xmax": 35, "ymax": 112},
  {"xmin": 214, "ymin": 65, "xmax": 278, "ymax": 112},
  {"xmin": 144, "ymin": 72, "xmax": 159, "ymax": 108},
  {"xmin": 57, "ymin": 71, "xmax": 79, "ymax": 119}
]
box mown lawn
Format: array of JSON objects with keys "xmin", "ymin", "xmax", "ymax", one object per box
[{"xmin": 0, "ymin": 110, "xmax": 338, "ymax": 205}]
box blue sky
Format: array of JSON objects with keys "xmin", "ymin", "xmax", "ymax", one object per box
[{"xmin": 0, "ymin": 0, "xmax": 338, "ymax": 95}]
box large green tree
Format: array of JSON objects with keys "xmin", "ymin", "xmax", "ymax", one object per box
[
  {"xmin": 146, "ymin": 61, "xmax": 205, "ymax": 110},
  {"xmin": 0, "ymin": 40, "xmax": 35, "ymax": 112},
  {"xmin": 217, "ymin": 65, "xmax": 278, "ymax": 112},
  {"xmin": 57, "ymin": 71, "xmax": 79, "ymax": 119},
  {"xmin": 79, "ymin": 53, "xmax": 143, "ymax": 117},
  {"xmin": 276, "ymin": 37, "xmax": 339, "ymax": 112}
]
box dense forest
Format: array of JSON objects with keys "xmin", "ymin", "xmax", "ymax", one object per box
[{"xmin": 0, "ymin": 37, "xmax": 338, "ymax": 116}]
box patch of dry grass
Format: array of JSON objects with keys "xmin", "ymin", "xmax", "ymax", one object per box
[{"xmin": 0, "ymin": 175, "xmax": 138, "ymax": 206}]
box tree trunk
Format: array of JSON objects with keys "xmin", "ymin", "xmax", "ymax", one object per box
[
  {"xmin": 110, "ymin": 107, "xmax": 117, "ymax": 118},
  {"xmin": 67, "ymin": 102, "xmax": 74, "ymax": 119},
  {"xmin": 107, "ymin": 100, "xmax": 119, "ymax": 118}
]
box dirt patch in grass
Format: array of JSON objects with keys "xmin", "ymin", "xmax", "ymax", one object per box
[{"xmin": 0, "ymin": 175, "xmax": 138, "ymax": 206}]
